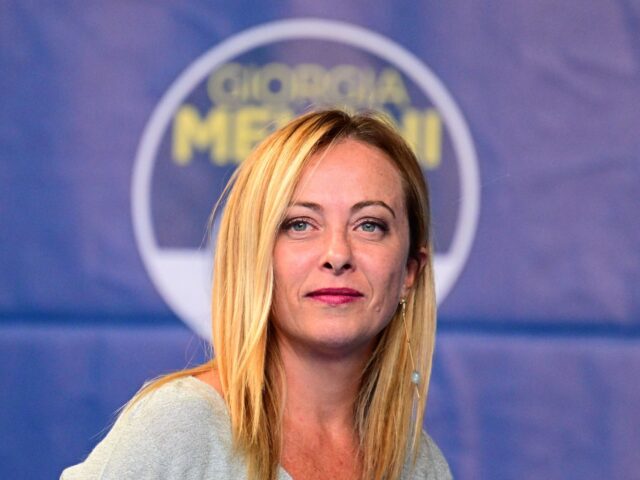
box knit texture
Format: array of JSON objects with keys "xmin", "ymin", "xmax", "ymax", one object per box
[{"xmin": 61, "ymin": 377, "xmax": 452, "ymax": 479}]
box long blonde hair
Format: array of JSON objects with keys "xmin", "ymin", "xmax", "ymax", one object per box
[{"xmin": 135, "ymin": 109, "xmax": 436, "ymax": 480}]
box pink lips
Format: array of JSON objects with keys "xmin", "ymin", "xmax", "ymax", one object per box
[{"xmin": 306, "ymin": 288, "xmax": 364, "ymax": 305}]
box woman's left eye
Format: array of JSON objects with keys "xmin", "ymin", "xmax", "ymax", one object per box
[{"xmin": 358, "ymin": 220, "xmax": 388, "ymax": 233}]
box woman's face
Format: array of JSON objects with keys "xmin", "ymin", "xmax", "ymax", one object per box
[{"xmin": 271, "ymin": 138, "xmax": 421, "ymax": 358}]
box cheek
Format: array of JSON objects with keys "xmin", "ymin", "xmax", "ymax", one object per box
[
  {"xmin": 271, "ymin": 282, "xmax": 287, "ymax": 324},
  {"xmin": 272, "ymin": 242, "xmax": 316, "ymax": 295},
  {"xmin": 272, "ymin": 245, "xmax": 290, "ymax": 317},
  {"xmin": 367, "ymin": 250, "xmax": 408, "ymax": 309},
  {"xmin": 273, "ymin": 242, "xmax": 297, "ymax": 283}
]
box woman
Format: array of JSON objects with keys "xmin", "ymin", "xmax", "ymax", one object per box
[{"xmin": 62, "ymin": 109, "xmax": 452, "ymax": 479}]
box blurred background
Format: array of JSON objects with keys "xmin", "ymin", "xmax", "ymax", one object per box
[{"xmin": 2, "ymin": 2, "xmax": 639, "ymax": 479}]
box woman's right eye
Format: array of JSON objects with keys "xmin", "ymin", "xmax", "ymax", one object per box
[
  {"xmin": 283, "ymin": 218, "xmax": 312, "ymax": 233},
  {"xmin": 289, "ymin": 220, "xmax": 309, "ymax": 231}
]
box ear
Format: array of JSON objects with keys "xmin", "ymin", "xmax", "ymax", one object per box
[{"xmin": 402, "ymin": 246, "xmax": 428, "ymax": 297}]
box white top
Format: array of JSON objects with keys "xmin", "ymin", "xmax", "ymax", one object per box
[{"xmin": 61, "ymin": 376, "xmax": 452, "ymax": 479}]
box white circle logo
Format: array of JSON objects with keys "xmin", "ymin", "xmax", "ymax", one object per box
[{"xmin": 132, "ymin": 18, "xmax": 480, "ymax": 340}]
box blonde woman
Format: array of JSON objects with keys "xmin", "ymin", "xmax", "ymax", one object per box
[{"xmin": 62, "ymin": 109, "xmax": 452, "ymax": 480}]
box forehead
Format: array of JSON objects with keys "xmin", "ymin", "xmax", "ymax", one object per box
[{"xmin": 293, "ymin": 139, "xmax": 405, "ymax": 206}]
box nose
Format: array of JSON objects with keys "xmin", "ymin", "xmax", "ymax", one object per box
[{"xmin": 322, "ymin": 229, "xmax": 353, "ymax": 274}]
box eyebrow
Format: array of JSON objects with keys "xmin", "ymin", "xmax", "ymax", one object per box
[{"xmin": 290, "ymin": 200, "xmax": 396, "ymax": 218}]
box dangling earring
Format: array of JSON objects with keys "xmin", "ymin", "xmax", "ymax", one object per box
[
  {"xmin": 401, "ymin": 297, "xmax": 421, "ymax": 458},
  {"xmin": 400, "ymin": 298, "xmax": 421, "ymax": 396}
]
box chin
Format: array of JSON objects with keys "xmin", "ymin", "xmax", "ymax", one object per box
[{"xmin": 301, "ymin": 330, "xmax": 377, "ymax": 358}]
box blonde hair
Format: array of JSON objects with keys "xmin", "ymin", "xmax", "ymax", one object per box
[{"xmin": 135, "ymin": 109, "xmax": 436, "ymax": 480}]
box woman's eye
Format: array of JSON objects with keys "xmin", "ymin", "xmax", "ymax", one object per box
[
  {"xmin": 359, "ymin": 220, "xmax": 387, "ymax": 233},
  {"xmin": 283, "ymin": 219, "xmax": 312, "ymax": 232},
  {"xmin": 290, "ymin": 221, "xmax": 309, "ymax": 231}
]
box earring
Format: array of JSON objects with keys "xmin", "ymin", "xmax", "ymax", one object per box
[
  {"xmin": 400, "ymin": 298, "xmax": 421, "ymax": 394},
  {"xmin": 401, "ymin": 298, "xmax": 421, "ymax": 459}
]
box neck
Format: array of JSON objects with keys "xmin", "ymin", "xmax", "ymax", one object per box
[{"xmin": 276, "ymin": 337, "xmax": 372, "ymax": 433}]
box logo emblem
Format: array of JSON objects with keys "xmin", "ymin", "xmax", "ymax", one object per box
[{"xmin": 132, "ymin": 19, "xmax": 480, "ymax": 339}]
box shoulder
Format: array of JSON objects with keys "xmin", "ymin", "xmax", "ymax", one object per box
[
  {"xmin": 61, "ymin": 377, "xmax": 241, "ymax": 480},
  {"xmin": 408, "ymin": 431, "xmax": 453, "ymax": 480},
  {"xmin": 123, "ymin": 375, "xmax": 228, "ymax": 437}
]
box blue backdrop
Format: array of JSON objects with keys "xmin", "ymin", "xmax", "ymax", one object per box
[{"xmin": 2, "ymin": 2, "xmax": 639, "ymax": 479}]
